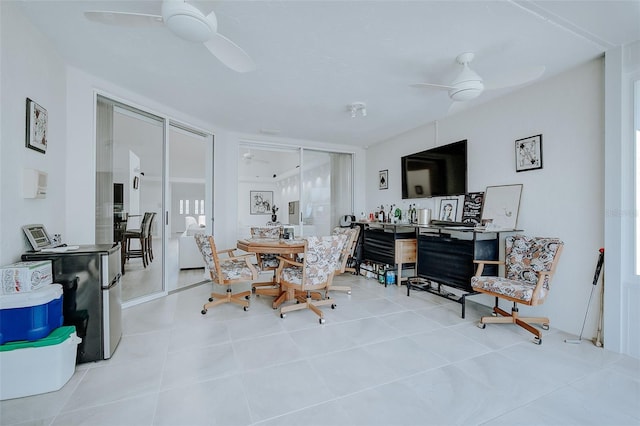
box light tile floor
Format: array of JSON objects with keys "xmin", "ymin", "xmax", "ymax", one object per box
[{"xmin": 2, "ymin": 274, "xmax": 639, "ymax": 426}]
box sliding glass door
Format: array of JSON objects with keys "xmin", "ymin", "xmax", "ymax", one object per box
[
  {"xmin": 167, "ymin": 123, "xmax": 214, "ymax": 292},
  {"xmin": 237, "ymin": 143, "xmax": 352, "ymax": 238},
  {"xmin": 96, "ymin": 95, "xmax": 166, "ymax": 303}
]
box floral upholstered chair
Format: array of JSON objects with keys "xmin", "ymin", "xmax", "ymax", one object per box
[
  {"xmin": 195, "ymin": 234, "xmax": 258, "ymax": 314},
  {"xmin": 471, "ymin": 235, "xmax": 564, "ymax": 344},
  {"xmin": 249, "ymin": 225, "xmax": 283, "ymax": 296},
  {"xmin": 276, "ymin": 234, "xmax": 348, "ymax": 324}
]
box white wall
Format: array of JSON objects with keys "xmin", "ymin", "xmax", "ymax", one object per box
[
  {"xmin": 367, "ymin": 59, "xmax": 604, "ymax": 338},
  {"xmin": 0, "ymin": 2, "xmax": 67, "ymax": 265}
]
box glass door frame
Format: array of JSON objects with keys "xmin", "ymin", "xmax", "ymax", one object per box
[{"xmin": 237, "ymin": 141, "xmax": 354, "ymax": 238}]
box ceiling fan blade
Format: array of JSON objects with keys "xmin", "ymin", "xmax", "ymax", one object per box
[
  {"xmin": 447, "ymin": 100, "xmax": 467, "ymax": 116},
  {"xmin": 84, "ymin": 11, "xmax": 164, "ymax": 27},
  {"xmin": 484, "ymin": 65, "xmax": 546, "ymax": 91},
  {"xmin": 410, "ymin": 82, "xmax": 456, "ymax": 91},
  {"xmin": 204, "ymin": 33, "xmax": 256, "ymax": 73}
]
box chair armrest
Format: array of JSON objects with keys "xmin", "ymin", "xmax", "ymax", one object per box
[
  {"xmin": 224, "ymin": 253, "xmax": 255, "ymax": 261},
  {"xmin": 276, "ymin": 256, "xmax": 303, "ymax": 268},
  {"xmin": 530, "ymin": 271, "xmax": 553, "ymax": 304},
  {"xmin": 217, "ymin": 248, "xmax": 237, "ymax": 256},
  {"xmin": 472, "ymin": 259, "xmax": 504, "ymax": 277},
  {"xmin": 472, "ymin": 260, "xmax": 504, "ymax": 265}
]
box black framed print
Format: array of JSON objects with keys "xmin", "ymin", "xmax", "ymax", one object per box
[
  {"xmin": 379, "ymin": 170, "xmax": 388, "ymax": 190},
  {"xmin": 25, "ymin": 98, "xmax": 48, "ymax": 154},
  {"xmin": 438, "ymin": 199, "xmax": 459, "ymax": 222},
  {"xmin": 515, "ymin": 134, "xmax": 542, "ymax": 172},
  {"xmin": 250, "ymin": 190, "xmax": 273, "ymax": 214}
]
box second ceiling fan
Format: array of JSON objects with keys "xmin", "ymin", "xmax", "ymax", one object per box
[{"xmin": 412, "ymin": 52, "xmax": 545, "ymax": 113}]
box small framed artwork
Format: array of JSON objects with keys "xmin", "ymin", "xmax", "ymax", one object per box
[
  {"xmin": 438, "ymin": 199, "xmax": 459, "ymax": 222},
  {"xmin": 379, "ymin": 170, "xmax": 388, "ymax": 190},
  {"xmin": 515, "ymin": 134, "xmax": 542, "ymax": 172},
  {"xmin": 250, "ymin": 190, "xmax": 273, "ymax": 215},
  {"xmin": 25, "ymin": 98, "xmax": 48, "ymax": 154}
]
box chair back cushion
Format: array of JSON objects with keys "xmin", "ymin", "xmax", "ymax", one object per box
[
  {"xmin": 194, "ymin": 233, "xmax": 219, "ymax": 281},
  {"xmin": 251, "ymin": 226, "xmax": 282, "ymax": 239},
  {"xmin": 303, "ymin": 235, "xmax": 348, "ymax": 286},
  {"xmin": 505, "ymin": 235, "xmax": 563, "ymax": 298}
]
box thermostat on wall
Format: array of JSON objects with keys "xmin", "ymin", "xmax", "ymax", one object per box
[{"xmin": 23, "ymin": 168, "xmax": 47, "ymax": 199}]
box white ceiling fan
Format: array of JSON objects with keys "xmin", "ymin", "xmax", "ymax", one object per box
[
  {"xmin": 242, "ymin": 150, "xmax": 269, "ymax": 164},
  {"xmin": 412, "ymin": 52, "xmax": 545, "ymax": 113},
  {"xmin": 84, "ymin": 0, "xmax": 255, "ymax": 73}
]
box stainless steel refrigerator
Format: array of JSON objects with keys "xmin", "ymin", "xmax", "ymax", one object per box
[{"xmin": 22, "ymin": 244, "xmax": 122, "ymax": 363}]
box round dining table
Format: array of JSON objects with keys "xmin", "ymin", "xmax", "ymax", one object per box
[{"xmin": 236, "ymin": 238, "xmax": 306, "ymax": 309}]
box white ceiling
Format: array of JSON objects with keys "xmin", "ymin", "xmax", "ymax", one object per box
[{"xmin": 16, "ymin": 0, "xmax": 640, "ymax": 147}]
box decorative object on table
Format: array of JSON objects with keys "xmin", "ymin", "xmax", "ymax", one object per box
[
  {"xmin": 471, "ymin": 235, "xmax": 564, "ymax": 345},
  {"xmin": 25, "ymin": 98, "xmax": 48, "ymax": 154},
  {"xmin": 515, "ymin": 134, "xmax": 542, "ymax": 172},
  {"xmin": 379, "ymin": 169, "xmax": 388, "ymax": 190},
  {"xmin": 480, "ymin": 184, "xmax": 523, "ymax": 230},
  {"xmin": 461, "ymin": 192, "xmax": 484, "ymax": 225},
  {"xmin": 250, "ymin": 190, "xmax": 273, "ymax": 215},
  {"xmin": 438, "ymin": 198, "xmax": 458, "ymax": 222},
  {"xmin": 271, "ymin": 204, "xmax": 279, "ymax": 223}
]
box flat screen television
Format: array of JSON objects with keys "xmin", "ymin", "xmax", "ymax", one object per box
[{"xmin": 401, "ymin": 140, "xmax": 467, "ymax": 199}]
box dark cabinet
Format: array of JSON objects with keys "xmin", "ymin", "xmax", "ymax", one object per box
[{"xmin": 417, "ymin": 233, "xmax": 497, "ymax": 292}]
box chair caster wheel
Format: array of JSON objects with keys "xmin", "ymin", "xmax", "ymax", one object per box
[
  {"xmin": 251, "ymin": 287, "xmax": 256, "ymax": 294},
  {"xmin": 477, "ymin": 322, "xmax": 486, "ymax": 329},
  {"xmin": 245, "ymin": 295, "xmax": 250, "ymax": 300},
  {"xmin": 542, "ymin": 323, "xmax": 549, "ymax": 330},
  {"xmin": 319, "ymin": 318, "xmax": 325, "ymax": 324},
  {"xmin": 347, "ymin": 291, "xmax": 352, "ymax": 295},
  {"xmin": 208, "ymin": 298, "xmax": 214, "ymax": 302},
  {"xmin": 243, "ymin": 306, "xmax": 249, "ymax": 311},
  {"xmin": 533, "ymin": 337, "xmax": 542, "ymax": 345},
  {"xmin": 331, "ymin": 304, "xmax": 336, "ymax": 309},
  {"xmin": 280, "ymin": 313, "xmax": 286, "ymax": 319},
  {"xmin": 201, "ymin": 309, "xmax": 207, "ymax": 315}
]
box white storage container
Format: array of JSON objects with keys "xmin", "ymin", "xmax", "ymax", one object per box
[
  {"xmin": 0, "ymin": 260, "xmax": 52, "ymax": 294},
  {"xmin": 0, "ymin": 326, "xmax": 80, "ymax": 400}
]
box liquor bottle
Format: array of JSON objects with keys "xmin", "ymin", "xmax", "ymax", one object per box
[{"xmin": 379, "ymin": 205, "xmax": 385, "ymax": 223}]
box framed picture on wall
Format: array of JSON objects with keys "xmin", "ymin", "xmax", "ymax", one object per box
[
  {"xmin": 25, "ymin": 98, "xmax": 48, "ymax": 154},
  {"xmin": 515, "ymin": 134, "xmax": 542, "ymax": 172},
  {"xmin": 250, "ymin": 190, "xmax": 273, "ymax": 215},
  {"xmin": 379, "ymin": 170, "xmax": 388, "ymax": 190}
]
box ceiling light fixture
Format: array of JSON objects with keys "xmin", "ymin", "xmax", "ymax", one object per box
[{"xmin": 348, "ymin": 102, "xmax": 367, "ymax": 118}]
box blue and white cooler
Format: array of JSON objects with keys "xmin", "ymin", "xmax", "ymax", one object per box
[{"xmin": 0, "ymin": 283, "xmax": 63, "ymax": 345}]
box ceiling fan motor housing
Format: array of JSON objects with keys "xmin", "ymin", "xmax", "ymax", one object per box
[
  {"xmin": 162, "ymin": 0, "xmax": 216, "ymax": 42},
  {"xmin": 449, "ymin": 63, "xmax": 484, "ymax": 101}
]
